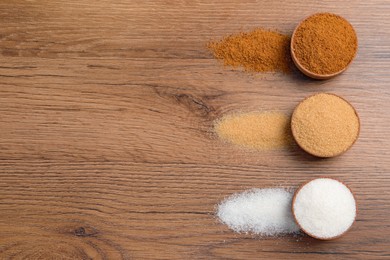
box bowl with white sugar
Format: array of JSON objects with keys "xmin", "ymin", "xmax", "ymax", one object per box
[{"xmin": 292, "ymin": 178, "xmax": 357, "ymax": 240}]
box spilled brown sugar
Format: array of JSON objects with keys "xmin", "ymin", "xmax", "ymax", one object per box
[
  {"xmin": 214, "ymin": 112, "xmax": 292, "ymax": 150},
  {"xmin": 291, "ymin": 93, "xmax": 360, "ymax": 157},
  {"xmin": 208, "ymin": 28, "xmax": 291, "ymax": 73}
]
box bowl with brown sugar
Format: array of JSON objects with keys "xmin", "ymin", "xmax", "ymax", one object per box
[
  {"xmin": 291, "ymin": 93, "xmax": 360, "ymax": 157},
  {"xmin": 291, "ymin": 13, "xmax": 358, "ymax": 79}
]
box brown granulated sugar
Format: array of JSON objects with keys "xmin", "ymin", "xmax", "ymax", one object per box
[
  {"xmin": 214, "ymin": 112, "xmax": 292, "ymax": 150},
  {"xmin": 208, "ymin": 29, "xmax": 291, "ymax": 73},
  {"xmin": 291, "ymin": 93, "xmax": 360, "ymax": 157},
  {"xmin": 292, "ymin": 13, "xmax": 358, "ymax": 75}
]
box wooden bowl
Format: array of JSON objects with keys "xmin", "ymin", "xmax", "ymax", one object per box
[
  {"xmin": 290, "ymin": 13, "xmax": 358, "ymax": 80},
  {"xmin": 291, "ymin": 93, "xmax": 360, "ymax": 158},
  {"xmin": 292, "ymin": 177, "xmax": 357, "ymax": 240}
]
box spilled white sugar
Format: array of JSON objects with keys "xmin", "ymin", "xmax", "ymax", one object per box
[
  {"xmin": 293, "ymin": 178, "xmax": 356, "ymax": 239},
  {"xmin": 217, "ymin": 188, "xmax": 300, "ymax": 236}
]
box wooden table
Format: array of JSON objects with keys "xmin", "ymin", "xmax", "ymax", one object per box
[{"xmin": 0, "ymin": 1, "xmax": 389, "ymax": 259}]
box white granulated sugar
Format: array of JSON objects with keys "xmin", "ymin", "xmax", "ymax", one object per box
[
  {"xmin": 293, "ymin": 178, "xmax": 356, "ymax": 239},
  {"xmin": 217, "ymin": 188, "xmax": 300, "ymax": 236}
]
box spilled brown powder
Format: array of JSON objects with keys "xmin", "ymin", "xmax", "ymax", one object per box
[
  {"xmin": 291, "ymin": 93, "xmax": 360, "ymax": 157},
  {"xmin": 292, "ymin": 13, "xmax": 358, "ymax": 75},
  {"xmin": 214, "ymin": 112, "xmax": 292, "ymax": 150},
  {"xmin": 208, "ymin": 29, "xmax": 291, "ymax": 73}
]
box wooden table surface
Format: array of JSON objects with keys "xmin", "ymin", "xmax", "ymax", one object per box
[{"xmin": 0, "ymin": 1, "xmax": 389, "ymax": 259}]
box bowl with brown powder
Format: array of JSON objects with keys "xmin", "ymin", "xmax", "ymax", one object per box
[
  {"xmin": 291, "ymin": 93, "xmax": 360, "ymax": 157},
  {"xmin": 291, "ymin": 13, "xmax": 358, "ymax": 79}
]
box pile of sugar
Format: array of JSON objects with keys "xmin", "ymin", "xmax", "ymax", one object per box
[
  {"xmin": 207, "ymin": 28, "xmax": 291, "ymax": 73},
  {"xmin": 293, "ymin": 178, "xmax": 356, "ymax": 239},
  {"xmin": 214, "ymin": 112, "xmax": 292, "ymax": 150},
  {"xmin": 217, "ymin": 188, "xmax": 300, "ymax": 236}
]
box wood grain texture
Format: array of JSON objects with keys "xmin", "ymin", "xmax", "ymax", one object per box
[{"xmin": 0, "ymin": 0, "xmax": 389, "ymax": 259}]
